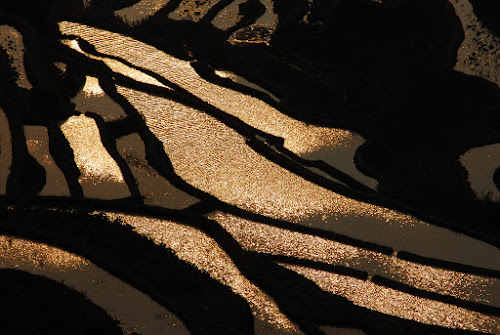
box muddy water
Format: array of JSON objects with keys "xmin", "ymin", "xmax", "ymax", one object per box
[
  {"xmin": 24, "ymin": 126, "xmax": 70, "ymax": 196},
  {"xmin": 460, "ymin": 143, "xmax": 500, "ymax": 201},
  {"xmin": 451, "ymin": 0, "xmax": 500, "ymax": 204},
  {"xmin": 211, "ymin": 0, "xmax": 245, "ymax": 30},
  {"xmin": 72, "ymin": 76, "xmax": 128, "ymax": 122}
]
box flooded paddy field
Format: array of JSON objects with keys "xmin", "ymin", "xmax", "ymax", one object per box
[{"xmin": 1, "ymin": 0, "xmax": 500, "ymax": 334}]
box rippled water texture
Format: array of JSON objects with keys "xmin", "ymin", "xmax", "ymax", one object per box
[
  {"xmin": 59, "ymin": 21, "xmax": 500, "ymax": 272},
  {"xmin": 60, "ymin": 114, "xmax": 131, "ymax": 199},
  {"xmin": 105, "ymin": 212, "xmax": 302, "ymax": 334},
  {"xmin": 1, "ymin": 1, "xmax": 500, "ymax": 334}
]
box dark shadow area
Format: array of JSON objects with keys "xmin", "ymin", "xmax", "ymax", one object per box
[
  {"xmin": 0, "ymin": 205, "xmax": 254, "ymax": 335},
  {"xmin": 469, "ymin": 0, "xmax": 500, "ymax": 38},
  {"xmin": 268, "ymin": 0, "xmax": 500, "ymax": 244},
  {"xmin": 0, "ymin": 269, "xmax": 123, "ymax": 335},
  {"xmin": 0, "ymin": 202, "xmax": 493, "ymax": 335},
  {"xmin": 1, "ymin": 1, "xmax": 500, "ymax": 334}
]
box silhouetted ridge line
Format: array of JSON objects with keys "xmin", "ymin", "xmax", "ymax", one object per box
[
  {"xmin": 0, "ymin": 202, "xmax": 254, "ymax": 335},
  {"xmin": 371, "ymin": 275, "xmax": 500, "ymax": 317},
  {"xmin": 58, "ymin": 33, "xmax": 500, "ymax": 255},
  {"xmin": 259, "ymin": 253, "xmax": 500, "ymax": 317},
  {"xmin": 397, "ymin": 251, "xmax": 500, "ymax": 279},
  {"xmin": 86, "ymin": 111, "xmax": 143, "ymax": 201},
  {"xmin": 8, "ymin": 196, "xmax": 500, "ymax": 286},
  {"xmin": 67, "ymin": 35, "xmax": 374, "ymax": 194},
  {"xmin": 253, "ymin": 252, "xmax": 370, "ymax": 280}
]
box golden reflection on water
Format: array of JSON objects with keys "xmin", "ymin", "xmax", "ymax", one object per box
[
  {"xmin": 0, "ymin": 25, "xmax": 32, "ymax": 90},
  {"xmin": 24, "ymin": 126, "xmax": 70, "ymax": 196},
  {"xmin": 56, "ymin": 23, "xmax": 500, "ymax": 327},
  {"xmin": 0, "ymin": 235, "xmax": 87, "ymax": 269},
  {"xmin": 300, "ymin": 210, "xmax": 500, "ymax": 271},
  {"xmin": 59, "ymin": 21, "xmax": 377, "ymax": 191},
  {"xmin": 58, "ymin": 22, "xmax": 353, "ymax": 156},
  {"xmin": 114, "ymin": 85, "xmax": 369, "ymax": 220},
  {"xmin": 210, "ymin": 212, "xmax": 500, "ymax": 307},
  {"xmin": 60, "ymin": 114, "xmax": 131, "ymax": 199},
  {"xmin": 60, "ymin": 39, "xmax": 169, "ymax": 90},
  {"xmin": 72, "ymin": 76, "xmax": 128, "ymax": 121},
  {"xmin": 283, "ymin": 264, "xmax": 500, "ymax": 334},
  {"xmin": 57, "ymin": 22, "xmax": 500, "ymax": 271},
  {"xmin": 214, "ymin": 69, "xmax": 280, "ymax": 101},
  {"xmin": 114, "ymin": 0, "xmax": 171, "ymax": 25},
  {"xmin": 0, "ymin": 107, "xmax": 12, "ymax": 194},
  {"xmin": 116, "ymin": 133, "xmax": 199, "ymax": 209},
  {"xmin": 114, "ymin": 84, "xmax": 500, "ymax": 270},
  {"xmin": 105, "ymin": 212, "xmax": 302, "ymax": 334}
]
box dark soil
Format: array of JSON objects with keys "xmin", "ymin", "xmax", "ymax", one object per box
[{"xmin": 0, "ymin": 269, "xmax": 123, "ymax": 335}]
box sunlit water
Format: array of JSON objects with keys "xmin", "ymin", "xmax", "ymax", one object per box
[
  {"xmin": 60, "ymin": 114, "xmax": 131, "ymax": 200},
  {"xmin": 210, "ymin": 212, "xmax": 500, "ymax": 308},
  {"xmin": 58, "ymin": 21, "xmax": 500, "ymax": 273},
  {"xmin": 104, "ymin": 212, "xmax": 303, "ymax": 334},
  {"xmin": 0, "ymin": 3, "xmax": 499, "ymax": 333},
  {"xmin": 114, "ymin": 0, "xmax": 171, "ymax": 25}
]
